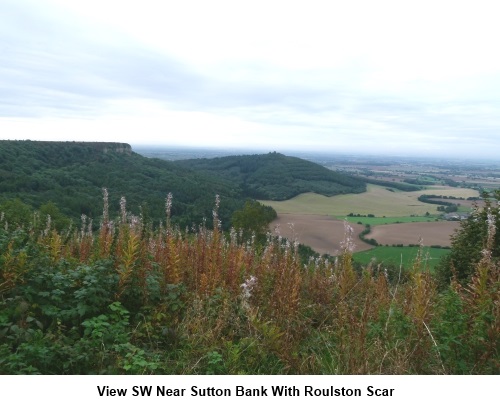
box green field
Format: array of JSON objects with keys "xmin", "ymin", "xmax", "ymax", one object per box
[
  {"xmin": 342, "ymin": 215, "xmax": 441, "ymax": 226},
  {"xmin": 352, "ymin": 246, "xmax": 450, "ymax": 271}
]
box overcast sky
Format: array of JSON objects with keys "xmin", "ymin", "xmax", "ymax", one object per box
[{"xmin": 1, "ymin": 0, "xmax": 500, "ymax": 159}]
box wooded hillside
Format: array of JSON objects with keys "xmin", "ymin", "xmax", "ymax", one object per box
[
  {"xmin": 0, "ymin": 142, "xmax": 366, "ymax": 228},
  {"xmin": 0, "ymin": 141, "xmax": 242, "ymax": 228},
  {"xmin": 176, "ymin": 152, "xmax": 366, "ymax": 200}
]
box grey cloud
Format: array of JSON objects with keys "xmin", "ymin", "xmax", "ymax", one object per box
[
  {"xmin": 0, "ymin": 2, "xmax": 213, "ymax": 116},
  {"xmin": 0, "ymin": 2, "xmax": 350, "ymax": 119},
  {"xmin": 2, "ymin": 1, "xmax": 500, "ymax": 161}
]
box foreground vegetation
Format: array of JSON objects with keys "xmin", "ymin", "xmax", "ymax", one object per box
[{"xmin": 1, "ymin": 192, "xmax": 498, "ymax": 374}]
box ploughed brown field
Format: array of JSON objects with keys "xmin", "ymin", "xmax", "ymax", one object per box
[
  {"xmin": 368, "ymin": 221, "xmax": 460, "ymax": 247},
  {"xmin": 269, "ymin": 214, "xmax": 373, "ymax": 255},
  {"xmin": 269, "ymin": 214, "xmax": 460, "ymax": 255}
]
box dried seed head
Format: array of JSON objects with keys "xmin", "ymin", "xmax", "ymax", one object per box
[
  {"xmin": 339, "ymin": 220, "xmax": 356, "ymax": 253},
  {"xmin": 484, "ymin": 208, "xmax": 497, "ymax": 255},
  {"xmin": 120, "ymin": 196, "xmax": 127, "ymax": 223},
  {"xmin": 44, "ymin": 214, "xmax": 52, "ymax": 236},
  {"xmin": 129, "ymin": 215, "xmax": 140, "ymax": 231},
  {"xmin": 102, "ymin": 188, "xmax": 109, "ymax": 224},
  {"xmin": 240, "ymin": 275, "xmax": 257, "ymax": 304},
  {"xmin": 166, "ymin": 192, "xmax": 173, "ymax": 220},
  {"xmin": 87, "ymin": 218, "xmax": 93, "ymax": 237},
  {"xmin": 486, "ymin": 210, "xmax": 496, "ymax": 237},
  {"xmin": 212, "ymin": 194, "xmax": 221, "ymax": 228},
  {"xmin": 230, "ymin": 227, "xmax": 237, "ymax": 244}
]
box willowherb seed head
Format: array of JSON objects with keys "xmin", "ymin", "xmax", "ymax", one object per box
[
  {"xmin": 481, "ymin": 248, "xmax": 492, "ymax": 261},
  {"xmin": 339, "ymin": 220, "xmax": 356, "ymax": 253},
  {"xmin": 44, "ymin": 214, "xmax": 52, "ymax": 236},
  {"xmin": 212, "ymin": 194, "xmax": 220, "ymax": 218},
  {"xmin": 80, "ymin": 214, "xmax": 86, "ymax": 238},
  {"xmin": 102, "ymin": 188, "xmax": 109, "ymax": 224},
  {"xmin": 484, "ymin": 208, "xmax": 497, "ymax": 253},
  {"xmin": 148, "ymin": 239, "xmax": 157, "ymax": 253},
  {"xmin": 166, "ymin": 192, "xmax": 173, "ymax": 220},
  {"xmin": 240, "ymin": 275, "xmax": 257, "ymax": 300},
  {"xmin": 108, "ymin": 220, "xmax": 115, "ymax": 235},
  {"xmin": 129, "ymin": 215, "xmax": 140, "ymax": 230},
  {"xmin": 486, "ymin": 209, "xmax": 496, "ymax": 234},
  {"xmin": 87, "ymin": 218, "xmax": 93, "ymax": 237},
  {"xmin": 418, "ymin": 236, "xmax": 424, "ymax": 247},
  {"xmin": 230, "ymin": 227, "xmax": 237, "ymax": 244},
  {"xmin": 120, "ymin": 196, "xmax": 127, "ymax": 223}
]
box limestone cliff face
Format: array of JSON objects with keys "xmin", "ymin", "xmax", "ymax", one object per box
[
  {"xmin": 64, "ymin": 142, "xmax": 132, "ymax": 155},
  {"xmin": 44, "ymin": 141, "xmax": 132, "ymax": 155},
  {"xmin": 1, "ymin": 140, "xmax": 133, "ymax": 155},
  {"xmin": 97, "ymin": 143, "xmax": 132, "ymax": 155},
  {"xmin": 0, "ymin": 140, "xmax": 132, "ymax": 155}
]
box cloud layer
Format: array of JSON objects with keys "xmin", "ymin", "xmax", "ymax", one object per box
[{"xmin": 1, "ymin": 0, "xmax": 500, "ymax": 158}]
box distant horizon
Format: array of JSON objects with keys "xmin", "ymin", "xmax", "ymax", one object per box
[
  {"xmin": 3, "ymin": 138, "xmax": 500, "ymax": 163},
  {"xmin": 130, "ymin": 143, "xmax": 500, "ymax": 164}
]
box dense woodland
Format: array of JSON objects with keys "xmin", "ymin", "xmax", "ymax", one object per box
[
  {"xmin": 176, "ymin": 152, "xmax": 366, "ymax": 200},
  {"xmin": 352, "ymin": 176, "xmax": 422, "ymax": 192},
  {"xmin": 0, "ymin": 141, "xmax": 243, "ymax": 229},
  {"xmin": 0, "ymin": 141, "xmax": 498, "ymax": 374},
  {"xmin": 0, "ymin": 141, "xmax": 365, "ymax": 230}
]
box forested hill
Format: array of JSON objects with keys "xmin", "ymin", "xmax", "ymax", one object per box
[
  {"xmin": 0, "ymin": 140, "xmax": 242, "ymax": 228},
  {"xmin": 0, "ymin": 142, "xmax": 366, "ymax": 228},
  {"xmin": 176, "ymin": 152, "xmax": 366, "ymax": 200}
]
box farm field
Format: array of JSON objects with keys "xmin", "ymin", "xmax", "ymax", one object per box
[
  {"xmin": 352, "ymin": 246, "xmax": 450, "ymax": 271},
  {"xmin": 429, "ymin": 198, "xmax": 485, "ymax": 209},
  {"xmin": 406, "ymin": 186, "xmax": 480, "ymax": 199},
  {"xmin": 269, "ymin": 213, "xmax": 459, "ymax": 255},
  {"xmin": 262, "ymin": 183, "xmax": 476, "ymax": 256},
  {"xmin": 368, "ymin": 221, "xmax": 460, "ymax": 247},
  {"xmin": 269, "ymin": 214, "xmax": 373, "ymax": 255},
  {"xmin": 260, "ymin": 185, "xmax": 479, "ymax": 217},
  {"xmin": 342, "ymin": 215, "xmax": 440, "ymax": 226}
]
